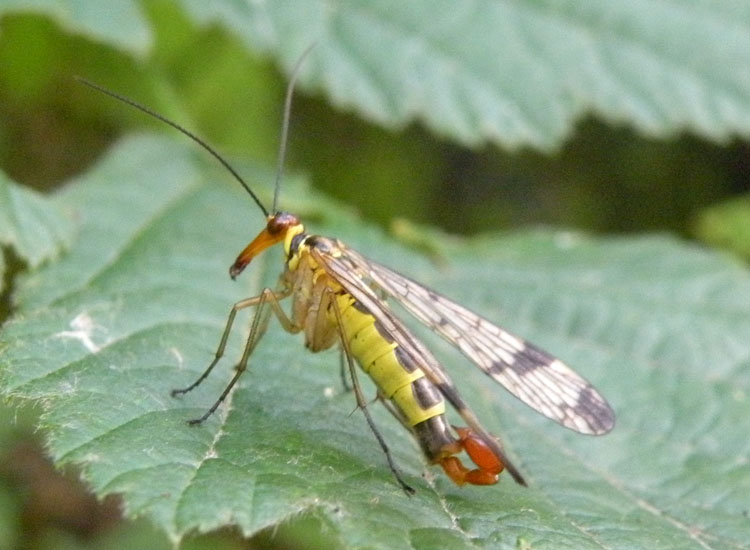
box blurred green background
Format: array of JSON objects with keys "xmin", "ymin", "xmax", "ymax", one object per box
[
  {"xmin": 3, "ymin": 3, "xmax": 750, "ymax": 239},
  {"xmin": 1, "ymin": 1, "xmax": 749, "ymax": 549}
]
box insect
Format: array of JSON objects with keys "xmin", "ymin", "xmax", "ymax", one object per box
[{"xmin": 78, "ymin": 50, "xmax": 614, "ymax": 494}]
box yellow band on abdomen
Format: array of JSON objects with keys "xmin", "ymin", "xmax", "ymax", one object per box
[{"xmin": 334, "ymin": 294, "xmax": 445, "ymax": 426}]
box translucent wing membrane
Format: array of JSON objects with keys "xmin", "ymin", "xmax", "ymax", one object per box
[{"xmin": 328, "ymin": 244, "xmax": 615, "ymax": 436}]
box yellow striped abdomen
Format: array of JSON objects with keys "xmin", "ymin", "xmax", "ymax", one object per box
[{"xmin": 333, "ymin": 294, "xmax": 446, "ymax": 426}]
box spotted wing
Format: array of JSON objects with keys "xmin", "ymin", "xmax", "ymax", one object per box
[{"xmin": 331, "ymin": 244, "xmax": 615, "ymax": 435}]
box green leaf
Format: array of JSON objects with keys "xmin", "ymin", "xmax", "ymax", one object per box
[
  {"xmin": 1, "ymin": 135, "xmax": 748, "ymax": 548},
  {"xmin": 0, "ymin": 169, "xmax": 74, "ymax": 271},
  {"xmin": 182, "ymin": 0, "xmax": 750, "ymax": 148},
  {"xmin": 0, "ymin": 0, "xmax": 151, "ymax": 55},
  {"xmin": 0, "ymin": 402, "xmax": 24, "ymax": 550},
  {"xmin": 6, "ymin": 1, "xmax": 750, "ymax": 149}
]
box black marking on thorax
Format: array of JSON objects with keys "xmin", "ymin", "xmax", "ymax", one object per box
[{"xmin": 288, "ymin": 232, "xmax": 308, "ymax": 259}]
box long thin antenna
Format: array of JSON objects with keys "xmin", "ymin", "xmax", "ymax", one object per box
[
  {"xmin": 75, "ymin": 76, "xmax": 270, "ymax": 218},
  {"xmin": 272, "ymin": 44, "xmax": 316, "ymax": 213}
]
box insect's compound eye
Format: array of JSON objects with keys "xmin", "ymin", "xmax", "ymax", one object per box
[{"xmin": 267, "ymin": 212, "xmax": 300, "ymax": 235}]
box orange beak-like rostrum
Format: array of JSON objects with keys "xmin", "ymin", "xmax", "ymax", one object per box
[{"xmin": 229, "ymin": 212, "xmax": 300, "ymax": 279}]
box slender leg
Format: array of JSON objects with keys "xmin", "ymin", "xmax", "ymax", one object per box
[
  {"xmin": 328, "ymin": 291, "xmax": 415, "ymax": 495},
  {"xmin": 377, "ymin": 392, "xmax": 411, "ymax": 430},
  {"xmin": 338, "ymin": 349, "xmax": 352, "ymax": 392},
  {"xmin": 171, "ymin": 287, "xmax": 294, "ymax": 425}
]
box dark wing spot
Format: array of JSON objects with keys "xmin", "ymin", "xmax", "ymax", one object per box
[
  {"xmin": 489, "ymin": 360, "xmax": 506, "ymax": 375},
  {"xmin": 512, "ymin": 343, "xmax": 554, "ymax": 374},
  {"xmin": 575, "ymin": 386, "xmax": 615, "ymax": 434}
]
